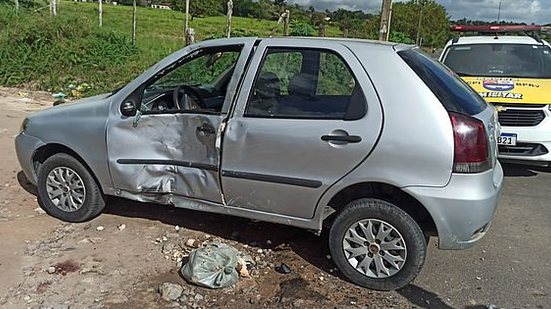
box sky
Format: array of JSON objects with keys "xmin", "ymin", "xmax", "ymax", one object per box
[{"xmin": 291, "ymin": 0, "xmax": 551, "ymax": 24}]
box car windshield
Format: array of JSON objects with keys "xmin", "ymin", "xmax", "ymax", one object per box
[{"xmin": 443, "ymin": 43, "xmax": 551, "ymax": 78}]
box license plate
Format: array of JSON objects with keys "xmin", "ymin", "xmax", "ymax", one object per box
[{"xmin": 497, "ymin": 133, "xmax": 517, "ymax": 146}]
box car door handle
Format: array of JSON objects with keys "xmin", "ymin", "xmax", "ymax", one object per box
[
  {"xmin": 321, "ymin": 135, "xmax": 362, "ymax": 143},
  {"xmin": 196, "ymin": 123, "xmax": 216, "ymax": 135}
]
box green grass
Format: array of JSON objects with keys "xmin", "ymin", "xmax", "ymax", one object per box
[{"xmin": 0, "ymin": 2, "xmax": 343, "ymax": 96}]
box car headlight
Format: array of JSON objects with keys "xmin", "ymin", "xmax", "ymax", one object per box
[{"xmin": 20, "ymin": 118, "xmax": 29, "ymax": 133}]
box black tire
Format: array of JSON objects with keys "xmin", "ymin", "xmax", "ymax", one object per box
[
  {"xmin": 329, "ymin": 198, "xmax": 426, "ymax": 291},
  {"xmin": 37, "ymin": 153, "xmax": 105, "ymax": 222}
]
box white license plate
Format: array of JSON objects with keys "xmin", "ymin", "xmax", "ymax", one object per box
[{"xmin": 497, "ymin": 133, "xmax": 517, "ymax": 146}]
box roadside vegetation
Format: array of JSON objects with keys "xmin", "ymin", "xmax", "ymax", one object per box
[{"xmin": 1, "ymin": 0, "xmax": 543, "ymax": 97}]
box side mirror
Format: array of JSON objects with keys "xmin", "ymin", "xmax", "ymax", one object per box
[{"xmin": 121, "ymin": 101, "xmax": 137, "ymax": 117}]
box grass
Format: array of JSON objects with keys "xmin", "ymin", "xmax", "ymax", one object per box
[{"xmin": 0, "ymin": 2, "xmax": 343, "ymax": 96}]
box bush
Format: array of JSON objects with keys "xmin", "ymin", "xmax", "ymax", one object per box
[
  {"xmin": 0, "ymin": 6, "xmax": 136, "ymax": 96},
  {"xmin": 290, "ymin": 20, "xmax": 315, "ymax": 36}
]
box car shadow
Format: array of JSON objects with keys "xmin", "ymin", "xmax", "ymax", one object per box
[
  {"xmin": 15, "ymin": 170, "xmax": 361, "ymax": 282},
  {"xmin": 102, "ymin": 196, "xmax": 338, "ymax": 277},
  {"xmin": 397, "ymin": 284, "xmax": 454, "ymax": 309},
  {"xmin": 17, "ymin": 171, "xmax": 38, "ymax": 196},
  {"xmin": 501, "ymin": 162, "xmax": 550, "ymax": 177},
  {"xmin": 18, "ymin": 170, "xmax": 454, "ymax": 304}
]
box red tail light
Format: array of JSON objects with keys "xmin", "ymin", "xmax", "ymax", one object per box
[{"xmin": 449, "ymin": 112, "xmax": 491, "ymax": 173}]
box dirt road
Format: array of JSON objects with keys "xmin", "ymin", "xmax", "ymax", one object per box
[{"xmin": 0, "ymin": 88, "xmax": 549, "ymax": 308}]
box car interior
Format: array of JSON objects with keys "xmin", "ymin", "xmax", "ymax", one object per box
[{"xmin": 139, "ymin": 47, "xmax": 242, "ymax": 114}]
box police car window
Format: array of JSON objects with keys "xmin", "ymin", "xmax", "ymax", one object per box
[{"xmin": 443, "ymin": 44, "xmax": 551, "ymax": 78}]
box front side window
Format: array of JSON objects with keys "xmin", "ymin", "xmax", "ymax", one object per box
[
  {"xmin": 245, "ymin": 48, "xmax": 366, "ymax": 120},
  {"xmin": 140, "ymin": 47, "xmax": 241, "ymax": 114},
  {"xmin": 443, "ymin": 43, "xmax": 551, "ymax": 78}
]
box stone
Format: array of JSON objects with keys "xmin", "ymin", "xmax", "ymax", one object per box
[
  {"xmin": 22, "ymin": 267, "xmax": 34, "ymax": 276},
  {"xmin": 162, "ymin": 242, "xmax": 175, "ymax": 253},
  {"xmin": 194, "ymin": 293, "xmax": 204, "ymax": 301},
  {"xmin": 117, "ymin": 224, "xmax": 126, "ymax": 231},
  {"xmin": 236, "ymin": 259, "xmax": 250, "ymax": 278},
  {"xmin": 185, "ymin": 238, "xmax": 200, "ymax": 248},
  {"xmin": 293, "ymin": 299, "xmax": 305, "ymax": 307},
  {"xmin": 96, "ymin": 226, "xmax": 105, "ymax": 231},
  {"xmin": 47, "ymin": 266, "xmax": 56, "ymax": 274},
  {"xmin": 159, "ymin": 282, "xmax": 183, "ymax": 301}
]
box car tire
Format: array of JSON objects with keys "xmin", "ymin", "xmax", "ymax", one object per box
[
  {"xmin": 329, "ymin": 198, "xmax": 426, "ymax": 291},
  {"xmin": 37, "ymin": 153, "xmax": 105, "ymax": 222}
]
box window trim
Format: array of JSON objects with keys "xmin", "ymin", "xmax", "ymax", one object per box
[{"xmin": 242, "ymin": 46, "xmax": 367, "ymax": 120}]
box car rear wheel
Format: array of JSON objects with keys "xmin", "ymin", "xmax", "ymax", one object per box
[
  {"xmin": 329, "ymin": 198, "xmax": 426, "ymax": 290},
  {"xmin": 37, "ymin": 153, "xmax": 105, "ymax": 222}
]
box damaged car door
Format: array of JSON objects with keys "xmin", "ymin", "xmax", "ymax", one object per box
[
  {"xmin": 221, "ymin": 39, "xmax": 383, "ymax": 219},
  {"xmin": 107, "ymin": 44, "xmax": 249, "ymax": 204}
]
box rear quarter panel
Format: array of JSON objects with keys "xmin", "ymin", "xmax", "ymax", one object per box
[{"xmin": 319, "ymin": 44, "xmax": 454, "ymax": 207}]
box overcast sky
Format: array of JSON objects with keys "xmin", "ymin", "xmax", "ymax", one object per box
[{"xmin": 291, "ymin": 0, "xmax": 551, "ymax": 24}]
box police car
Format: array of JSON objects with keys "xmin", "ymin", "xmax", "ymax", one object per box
[{"xmin": 440, "ymin": 25, "xmax": 551, "ymax": 165}]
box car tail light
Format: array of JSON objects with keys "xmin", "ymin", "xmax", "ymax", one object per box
[{"xmin": 449, "ymin": 112, "xmax": 491, "ymax": 173}]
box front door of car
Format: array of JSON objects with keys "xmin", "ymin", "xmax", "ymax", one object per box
[
  {"xmin": 221, "ymin": 40, "xmax": 383, "ymax": 219},
  {"xmin": 107, "ymin": 44, "xmax": 250, "ymax": 203}
]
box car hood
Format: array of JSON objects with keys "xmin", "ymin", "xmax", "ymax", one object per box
[
  {"xmin": 25, "ymin": 93, "xmax": 112, "ymax": 138},
  {"xmin": 462, "ymin": 77, "xmax": 551, "ymax": 105}
]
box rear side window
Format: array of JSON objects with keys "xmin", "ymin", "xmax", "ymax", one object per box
[
  {"xmin": 245, "ymin": 48, "xmax": 366, "ymax": 120},
  {"xmin": 398, "ymin": 49, "xmax": 487, "ymax": 116}
]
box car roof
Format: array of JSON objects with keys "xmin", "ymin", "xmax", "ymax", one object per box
[{"xmin": 450, "ymin": 35, "xmax": 544, "ymax": 45}]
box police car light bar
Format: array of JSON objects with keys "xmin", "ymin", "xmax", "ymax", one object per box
[{"xmin": 451, "ymin": 25, "xmax": 542, "ymax": 33}]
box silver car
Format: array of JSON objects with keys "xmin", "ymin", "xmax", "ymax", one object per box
[{"xmin": 15, "ymin": 37, "xmax": 503, "ymax": 290}]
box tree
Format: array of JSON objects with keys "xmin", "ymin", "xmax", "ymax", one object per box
[
  {"xmin": 390, "ymin": 0, "xmax": 451, "ymax": 47},
  {"xmin": 233, "ymin": 0, "xmax": 255, "ymax": 17},
  {"xmin": 171, "ymin": 0, "xmax": 223, "ymax": 18}
]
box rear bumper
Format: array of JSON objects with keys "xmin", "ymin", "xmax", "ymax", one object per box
[{"xmin": 403, "ymin": 163, "xmax": 503, "ymax": 250}]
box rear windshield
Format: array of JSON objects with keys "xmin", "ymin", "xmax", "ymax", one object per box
[
  {"xmin": 443, "ymin": 43, "xmax": 551, "ymax": 78},
  {"xmin": 398, "ymin": 49, "xmax": 487, "ymax": 116}
]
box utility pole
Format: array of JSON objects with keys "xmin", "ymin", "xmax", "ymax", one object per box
[
  {"xmin": 497, "ymin": 1, "xmax": 502, "ymax": 22},
  {"xmin": 378, "ymin": 0, "xmax": 392, "ymax": 41},
  {"xmin": 99, "ymin": 0, "xmax": 103, "ymax": 27},
  {"xmin": 50, "ymin": 0, "xmax": 57, "ymax": 16},
  {"xmin": 416, "ymin": 0, "xmax": 423, "ymax": 46},
  {"xmin": 131, "ymin": 0, "xmax": 137, "ymax": 46},
  {"xmin": 283, "ymin": 9, "xmax": 290, "ymax": 36},
  {"xmin": 226, "ymin": 0, "xmax": 233, "ymax": 38},
  {"xmin": 184, "ymin": 0, "xmax": 194, "ymax": 45}
]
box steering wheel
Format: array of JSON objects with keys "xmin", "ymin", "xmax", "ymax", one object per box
[{"xmin": 173, "ymin": 85, "xmax": 205, "ymax": 111}]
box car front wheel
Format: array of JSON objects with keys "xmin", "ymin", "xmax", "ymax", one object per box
[
  {"xmin": 329, "ymin": 198, "xmax": 427, "ymax": 290},
  {"xmin": 37, "ymin": 153, "xmax": 105, "ymax": 222}
]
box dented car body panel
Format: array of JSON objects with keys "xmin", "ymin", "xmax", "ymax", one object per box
[{"xmin": 15, "ymin": 37, "xmax": 503, "ymax": 250}]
